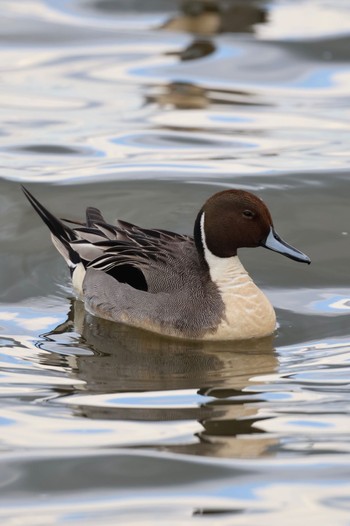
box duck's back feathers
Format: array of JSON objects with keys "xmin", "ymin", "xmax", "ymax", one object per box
[
  {"xmin": 84, "ymin": 222, "xmax": 198, "ymax": 294},
  {"xmin": 22, "ymin": 185, "xmax": 200, "ymax": 295}
]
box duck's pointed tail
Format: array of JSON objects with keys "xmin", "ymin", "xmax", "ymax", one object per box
[{"xmin": 22, "ymin": 185, "xmax": 81, "ymax": 270}]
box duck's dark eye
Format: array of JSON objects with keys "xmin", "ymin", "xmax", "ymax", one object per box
[{"xmin": 243, "ymin": 209, "xmax": 255, "ymax": 219}]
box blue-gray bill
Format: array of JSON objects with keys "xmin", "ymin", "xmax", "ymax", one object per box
[{"xmin": 262, "ymin": 227, "xmax": 311, "ymax": 264}]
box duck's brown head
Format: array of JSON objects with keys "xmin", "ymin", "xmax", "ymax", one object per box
[{"xmin": 194, "ymin": 189, "xmax": 310, "ymax": 263}]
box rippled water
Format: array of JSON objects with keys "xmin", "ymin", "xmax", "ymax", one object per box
[{"xmin": 1, "ymin": 1, "xmax": 350, "ymax": 524}]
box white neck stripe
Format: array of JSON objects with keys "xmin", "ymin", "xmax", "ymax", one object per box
[
  {"xmin": 199, "ymin": 212, "xmax": 247, "ymax": 284},
  {"xmin": 199, "ymin": 211, "xmax": 208, "ymax": 253}
]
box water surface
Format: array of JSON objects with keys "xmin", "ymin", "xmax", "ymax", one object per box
[{"xmin": 0, "ymin": 1, "xmax": 350, "ymax": 524}]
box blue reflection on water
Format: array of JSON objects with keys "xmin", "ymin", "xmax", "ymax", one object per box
[
  {"xmin": 312, "ymin": 295, "xmax": 350, "ymax": 314},
  {"xmin": 289, "ymin": 67, "xmax": 348, "ymax": 89},
  {"xmin": 0, "ymin": 417, "xmax": 14, "ymax": 426},
  {"xmin": 289, "ymin": 420, "xmax": 333, "ymax": 428},
  {"xmin": 109, "ymin": 391, "xmax": 212, "ymax": 408},
  {"xmin": 215, "ymin": 482, "xmax": 259, "ymax": 500},
  {"xmin": 210, "ymin": 115, "xmax": 253, "ymax": 123},
  {"xmin": 0, "ymin": 306, "xmax": 66, "ymax": 335},
  {"xmin": 0, "ymin": 352, "xmax": 23, "ymax": 365},
  {"xmin": 261, "ymin": 392, "xmax": 292, "ymax": 401}
]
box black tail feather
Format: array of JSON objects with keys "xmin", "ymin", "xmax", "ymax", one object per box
[{"xmin": 22, "ymin": 185, "xmax": 80, "ymax": 266}]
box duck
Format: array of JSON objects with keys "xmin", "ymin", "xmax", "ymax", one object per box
[{"xmin": 22, "ymin": 186, "xmax": 310, "ymax": 341}]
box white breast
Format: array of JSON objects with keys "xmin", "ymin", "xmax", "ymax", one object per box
[{"xmin": 200, "ymin": 213, "xmax": 276, "ymax": 340}]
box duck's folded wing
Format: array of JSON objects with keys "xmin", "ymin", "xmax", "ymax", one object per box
[
  {"xmin": 61, "ymin": 213, "xmax": 198, "ymax": 293},
  {"xmin": 85, "ymin": 231, "xmax": 199, "ymax": 294}
]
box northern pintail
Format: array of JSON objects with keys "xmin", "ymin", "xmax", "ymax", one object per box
[{"xmin": 22, "ymin": 187, "xmax": 310, "ymax": 340}]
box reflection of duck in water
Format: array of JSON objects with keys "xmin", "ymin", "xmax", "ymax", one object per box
[
  {"xmin": 160, "ymin": 0, "xmax": 267, "ymax": 35},
  {"xmin": 40, "ymin": 301, "xmax": 278, "ymax": 457},
  {"xmin": 23, "ymin": 187, "xmax": 309, "ymax": 341},
  {"xmin": 146, "ymin": 79, "xmax": 267, "ymax": 110},
  {"xmin": 146, "ymin": 81, "xmax": 210, "ymax": 109},
  {"xmin": 60, "ymin": 299, "xmax": 277, "ymax": 392},
  {"xmin": 41, "ymin": 300, "xmax": 278, "ymax": 458}
]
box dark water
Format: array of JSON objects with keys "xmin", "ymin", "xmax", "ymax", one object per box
[{"xmin": 1, "ymin": 1, "xmax": 350, "ymax": 524}]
